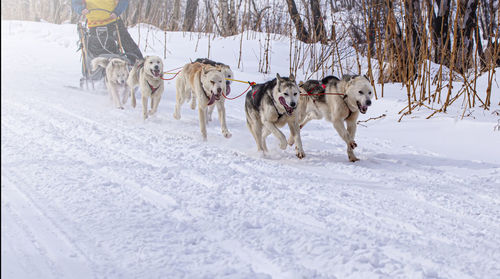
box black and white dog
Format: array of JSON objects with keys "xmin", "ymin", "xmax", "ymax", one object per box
[{"xmin": 245, "ymin": 74, "xmax": 305, "ymax": 159}]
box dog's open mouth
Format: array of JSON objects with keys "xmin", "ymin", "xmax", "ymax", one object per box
[
  {"xmin": 207, "ymin": 92, "xmax": 221, "ymax": 106},
  {"xmin": 279, "ymin": 96, "xmax": 294, "ymax": 116},
  {"xmin": 357, "ymin": 101, "xmax": 368, "ymax": 114},
  {"xmin": 151, "ymin": 69, "xmax": 161, "ymax": 78},
  {"xmin": 226, "ymin": 84, "xmax": 231, "ymax": 95}
]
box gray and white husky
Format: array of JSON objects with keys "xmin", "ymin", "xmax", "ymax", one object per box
[
  {"xmin": 91, "ymin": 57, "xmax": 130, "ymax": 109},
  {"xmin": 296, "ymin": 75, "xmax": 373, "ymax": 162},
  {"xmin": 193, "ymin": 58, "xmax": 234, "ymax": 122},
  {"xmin": 245, "ymin": 74, "xmax": 305, "ymax": 159}
]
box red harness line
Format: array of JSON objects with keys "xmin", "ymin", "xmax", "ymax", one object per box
[
  {"xmin": 222, "ymin": 82, "xmax": 256, "ymax": 100},
  {"xmin": 160, "ymin": 71, "xmax": 181, "ymax": 81},
  {"xmin": 159, "ymin": 66, "xmax": 184, "ymax": 81}
]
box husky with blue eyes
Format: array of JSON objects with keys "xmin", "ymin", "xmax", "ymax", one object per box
[
  {"xmin": 245, "ymin": 73, "xmax": 305, "ymax": 159},
  {"xmin": 296, "ymin": 75, "xmax": 374, "ymax": 162}
]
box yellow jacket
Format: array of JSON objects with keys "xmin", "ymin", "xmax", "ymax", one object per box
[{"xmin": 85, "ymin": 0, "xmax": 119, "ymax": 27}]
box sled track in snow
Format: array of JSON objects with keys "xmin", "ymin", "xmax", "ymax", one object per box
[{"xmin": 2, "ymin": 21, "xmax": 500, "ymax": 278}]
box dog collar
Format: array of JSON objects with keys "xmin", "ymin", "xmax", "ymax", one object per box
[{"xmin": 147, "ymin": 81, "xmax": 160, "ymax": 94}]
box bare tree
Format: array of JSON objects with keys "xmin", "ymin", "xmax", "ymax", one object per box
[
  {"xmin": 169, "ymin": 0, "xmax": 181, "ymax": 31},
  {"xmin": 310, "ymin": 0, "xmax": 327, "ymax": 43},
  {"xmin": 285, "ymin": 0, "xmax": 310, "ymax": 42},
  {"xmin": 455, "ymin": 0, "xmax": 479, "ymax": 73},
  {"xmin": 183, "ymin": 0, "xmax": 198, "ymax": 32},
  {"xmin": 427, "ymin": 0, "xmax": 452, "ymax": 65}
]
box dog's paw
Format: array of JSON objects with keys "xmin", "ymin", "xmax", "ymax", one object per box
[
  {"xmin": 288, "ymin": 137, "xmax": 295, "ymax": 146},
  {"xmin": 117, "ymin": 106, "xmax": 124, "ymax": 110},
  {"xmin": 173, "ymin": 112, "xmax": 181, "ymax": 120},
  {"xmin": 349, "ymin": 141, "xmax": 358, "ymax": 149},
  {"xmin": 295, "ymin": 147, "xmax": 305, "ymax": 159},
  {"xmin": 349, "ymin": 156, "xmax": 359, "ymax": 162},
  {"xmin": 222, "ymin": 130, "xmax": 232, "ymax": 138}
]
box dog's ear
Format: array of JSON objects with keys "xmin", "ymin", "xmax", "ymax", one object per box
[
  {"xmin": 276, "ymin": 73, "xmax": 282, "ymax": 86},
  {"xmin": 289, "ymin": 73, "xmax": 295, "ymax": 82}
]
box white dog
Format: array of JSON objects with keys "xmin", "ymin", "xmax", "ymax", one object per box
[
  {"xmin": 127, "ymin": 56, "xmax": 164, "ymax": 120},
  {"xmin": 91, "ymin": 57, "xmax": 130, "ymax": 109},
  {"xmin": 173, "ymin": 62, "xmax": 231, "ymax": 140},
  {"xmin": 296, "ymin": 75, "xmax": 373, "ymax": 161}
]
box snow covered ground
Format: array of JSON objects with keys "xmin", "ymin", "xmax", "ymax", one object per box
[{"xmin": 2, "ymin": 21, "xmax": 500, "ymax": 278}]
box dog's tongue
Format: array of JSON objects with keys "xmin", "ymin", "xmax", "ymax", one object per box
[
  {"xmin": 153, "ymin": 70, "xmax": 161, "ymax": 77},
  {"xmin": 360, "ymin": 105, "xmax": 368, "ymax": 114},
  {"xmin": 207, "ymin": 94, "xmax": 217, "ymax": 106},
  {"xmin": 279, "ymin": 96, "xmax": 293, "ymax": 115},
  {"xmin": 226, "ymin": 84, "xmax": 231, "ymax": 95}
]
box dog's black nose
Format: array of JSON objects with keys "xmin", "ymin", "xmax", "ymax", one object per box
[
  {"xmin": 154, "ymin": 65, "xmax": 159, "ymax": 70},
  {"xmin": 290, "ymin": 101, "xmax": 296, "ymax": 108},
  {"xmin": 226, "ymin": 81, "xmax": 230, "ymax": 85},
  {"xmin": 217, "ymin": 88, "xmax": 222, "ymax": 93},
  {"xmin": 366, "ymin": 100, "xmax": 372, "ymax": 106}
]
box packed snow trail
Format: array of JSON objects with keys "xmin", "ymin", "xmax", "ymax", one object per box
[{"xmin": 2, "ymin": 21, "xmax": 500, "ymax": 278}]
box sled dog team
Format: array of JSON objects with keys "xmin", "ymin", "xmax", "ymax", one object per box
[{"xmin": 91, "ymin": 56, "xmax": 374, "ymax": 162}]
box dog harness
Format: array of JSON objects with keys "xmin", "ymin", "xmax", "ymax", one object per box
[
  {"xmin": 146, "ymin": 81, "xmax": 160, "ymax": 94},
  {"xmin": 268, "ymin": 93, "xmax": 285, "ymax": 119}
]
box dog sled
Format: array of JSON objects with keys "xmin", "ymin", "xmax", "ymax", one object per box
[{"xmin": 76, "ymin": 8, "xmax": 137, "ymax": 89}]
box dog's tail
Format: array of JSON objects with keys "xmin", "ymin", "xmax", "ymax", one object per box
[{"xmin": 91, "ymin": 57, "xmax": 109, "ymax": 72}]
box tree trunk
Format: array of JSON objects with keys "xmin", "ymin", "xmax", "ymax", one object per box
[
  {"xmin": 456, "ymin": 0, "xmax": 479, "ymax": 73},
  {"xmin": 427, "ymin": 0, "xmax": 452, "ymax": 65},
  {"xmin": 404, "ymin": 0, "xmax": 423, "ymax": 79},
  {"xmin": 169, "ymin": 0, "xmax": 181, "ymax": 31},
  {"xmin": 285, "ymin": 0, "xmax": 310, "ymax": 43},
  {"xmin": 183, "ymin": 0, "xmax": 198, "ymax": 32},
  {"xmin": 310, "ymin": 0, "xmax": 327, "ymax": 43}
]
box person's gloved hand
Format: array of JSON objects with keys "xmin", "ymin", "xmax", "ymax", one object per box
[
  {"xmin": 109, "ymin": 13, "xmax": 117, "ymax": 20},
  {"xmin": 82, "ymin": 9, "xmax": 89, "ymax": 15}
]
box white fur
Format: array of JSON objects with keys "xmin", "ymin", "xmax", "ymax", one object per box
[
  {"xmin": 296, "ymin": 75, "xmax": 374, "ymax": 162},
  {"xmin": 173, "ymin": 62, "xmax": 231, "ymax": 140},
  {"xmin": 126, "ymin": 56, "xmax": 164, "ymax": 120},
  {"xmin": 91, "ymin": 57, "xmax": 130, "ymax": 109}
]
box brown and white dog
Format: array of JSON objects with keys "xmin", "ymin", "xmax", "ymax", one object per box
[
  {"xmin": 173, "ymin": 62, "xmax": 231, "ymax": 140},
  {"xmin": 296, "ymin": 75, "xmax": 373, "ymax": 161}
]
